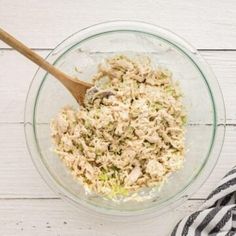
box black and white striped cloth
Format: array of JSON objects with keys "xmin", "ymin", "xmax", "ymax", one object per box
[{"xmin": 172, "ymin": 167, "xmax": 236, "ymax": 236}]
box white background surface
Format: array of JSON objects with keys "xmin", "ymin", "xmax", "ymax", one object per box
[{"xmin": 0, "ymin": 1, "xmax": 236, "ymax": 235}]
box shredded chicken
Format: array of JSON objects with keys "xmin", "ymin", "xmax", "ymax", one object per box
[{"xmin": 50, "ymin": 55, "xmax": 186, "ymax": 197}]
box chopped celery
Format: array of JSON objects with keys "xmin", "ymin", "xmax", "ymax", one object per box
[
  {"xmin": 110, "ymin": 184, "xmax": 128, "ymax": 197},
  {"xmin": 181, "ymin": 116, "xmax": 187, "ymax": 125},
  {"xmin": 98, "ymin": 172, "xmax": 109, "ymax": 181}
]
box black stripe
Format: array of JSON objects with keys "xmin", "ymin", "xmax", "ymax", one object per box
[
  {"xmin": 207, "ymin": 177, "xmax": 236, "ymax": 200},
  {"xmin": 195, "ymin": 207, "xmax": 222, "ymax": 236},
  {"xmin": 220, "ymin": 193, "xmax": 235, "ymax": 206},
  {"xmin": 211, "ymin": 201, "xmax": 218, "ymax": 208},
  {"xmin": 181, "ymin": 211, "xmax": 201, "ymax": 236},
  {"xmin": 225, "ymin": 231, "xmax": 236, "ymax": 236},
  {"xmin": 224, "ymin": 168, "xmax": 236, "ymax": 178},
  {"xmin": 233, "ymin": 214, "xmax": 236, "ymax": 221},
  {"xmin": 209, "ymin": 206, "xmax": 236, "ymax": 234},
  {"xmin": 171, "ymin": 220, "xmax": 181, "ymax": 236}
]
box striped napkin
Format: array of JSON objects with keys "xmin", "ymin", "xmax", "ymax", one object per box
[{"xmin": 172, "ymin": 167, "xmax": 236, "ymax": 236}]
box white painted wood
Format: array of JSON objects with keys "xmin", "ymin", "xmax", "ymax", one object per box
[
  {"xmin": 0, "ymin": 198, "xmax": 202, "ymax": 236},
  {"xmin": 1, "ymin": 2, "xmax": 236, "ymax": 234},
  {"xmin": 0, "ymin": 0, "xmax": 236, "ymax": 49},
  {"xmin": 0, "ymin": 50, "xmax": 48, "ymax": 123},
  {"xmin": 0, "ymin": 50, "xmax": 236, "ymax": 123},
  {"xmin": 0, "ymin": 123, "xmax": 234, "ymax": 199},
  {"xmin": 0, "ymin": 123, "xmax": 55, "ymax": 198}
]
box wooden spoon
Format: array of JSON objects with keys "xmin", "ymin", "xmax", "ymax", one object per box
[{"xmin": 0, "ymin": 28, "xmax": 93, "ymax": 104}]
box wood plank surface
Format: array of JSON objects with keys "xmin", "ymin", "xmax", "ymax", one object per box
[
  {"xmin": 0, "ymin": 0, "xmax": 236, "ymax": 49},
  {"xmin": 0, "ymin": 198, "xmax": 202, "ymax": 236},
  {"xmin": 1, "ymin": 2, "xmax": 236, "ymax": 235}
]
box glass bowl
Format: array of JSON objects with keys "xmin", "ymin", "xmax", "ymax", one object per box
[{"xmin": 24, "ymin": 21, "xmax": 225, "ymax": 217}]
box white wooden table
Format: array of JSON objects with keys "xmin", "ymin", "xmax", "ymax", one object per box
[{"xmin": 0, "ymin": 1, "xmax": 236, "ymax": 235}]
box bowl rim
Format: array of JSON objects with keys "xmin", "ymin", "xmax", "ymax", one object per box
[{"xmin": 24, "ymin": 20, "xmax": 226, "ymax": 217}]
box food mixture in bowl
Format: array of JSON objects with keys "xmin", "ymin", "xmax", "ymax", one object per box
[{"xmin": 50, "ymin": 55, "xmax": 186, "ymax": 198}]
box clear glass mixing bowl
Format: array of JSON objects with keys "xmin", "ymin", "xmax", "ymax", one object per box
[{"xmin": 24, "ymin": 21, "xmax": 225, "ymax": 216}]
